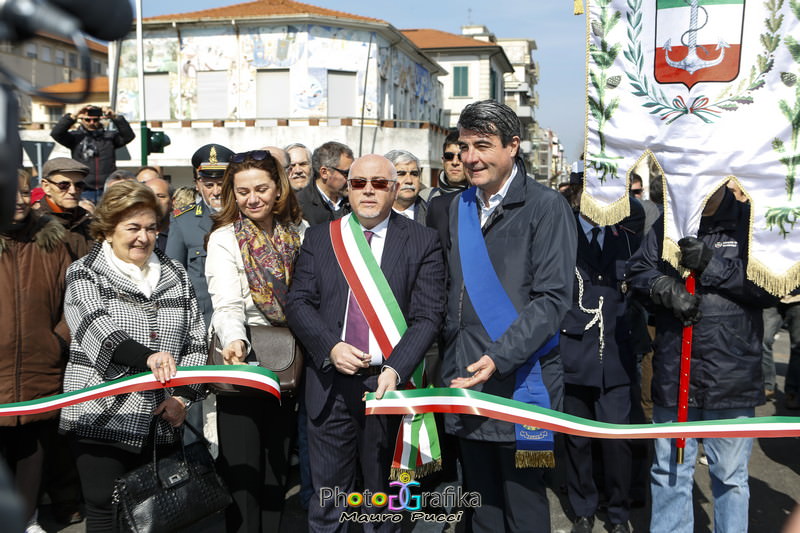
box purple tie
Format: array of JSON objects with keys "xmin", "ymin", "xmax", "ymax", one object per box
[{"xmin": 344, "ymin": 230, "xmax": 374, "ymax": 353}]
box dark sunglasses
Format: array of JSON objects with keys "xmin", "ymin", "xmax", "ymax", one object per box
[
  {"xmin": 348, "ymin": 177, "xmax": 396, "ymax": 190},
  {"xmin": 45, "ymin": 178, "xmax": 85, "ymax": 191},
  {"xmin": 83, "ymin": 117, "xmax": 101, "ymax": 123},
  {"xmin": 231, "ymin": 150, "xmax": 270, "ymax": 164},
  {"xmin": 443, "ymin": 151, "xmax": 461, "ymax": 162},
  {"xmin": 330, "ymin": 166, "xmax": 350, "ymax": 178},
  {"xmin": 396, "ymin": 170, "xmax": 420, "ymax": 177},
  {"xmin": 630, "ymin": 188, "xmax": 643, "ymax": 195}
]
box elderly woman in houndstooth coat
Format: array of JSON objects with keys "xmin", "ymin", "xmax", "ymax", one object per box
[{"xmin": 59, "ymin": 181, "xmax": 207, "ymax": 533}]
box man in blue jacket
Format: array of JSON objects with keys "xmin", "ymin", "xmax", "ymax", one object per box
[{"xmin": 627, "ymin": 183, "xmax": 775, "ymax": 533}]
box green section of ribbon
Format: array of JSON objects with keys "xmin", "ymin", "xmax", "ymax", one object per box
[
  {"xmin": 366, "ymin": 388, "xmax": 800, "ymax": 431},
  {"xmin": 657, "ymin": 0, "xmax": 743, "ymax": 9},
  {"xmin": 347, "ymin": 214, "xmax": 407, "ymax": 334}
]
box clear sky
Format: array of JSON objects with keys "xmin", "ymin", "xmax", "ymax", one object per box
[{"xmin": 140, "ymin": 0, "xmax": 586, "ymax": 162}]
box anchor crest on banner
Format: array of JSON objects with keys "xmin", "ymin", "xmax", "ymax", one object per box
[{"xmin": 654, "ymin": 0, "xmax": 745, "ymax": 90}]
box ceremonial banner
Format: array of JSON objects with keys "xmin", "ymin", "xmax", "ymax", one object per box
[{"xmin": 583, "ymin": 0, "xmax": 800, "ymax": 295}]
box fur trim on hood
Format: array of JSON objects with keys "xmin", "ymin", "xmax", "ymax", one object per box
[{"xmin": 0, "ymin": 214, "xmax": 66, "ymax": 256}]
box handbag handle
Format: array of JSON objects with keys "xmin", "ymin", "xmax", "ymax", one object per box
[{"xmin": 147, "ymin": 416, "xmax": 207, "ymax": 473}]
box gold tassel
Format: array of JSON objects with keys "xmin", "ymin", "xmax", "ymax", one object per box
[
  {"xmin": 389, "ymin": 460, "xmax": 443, "ymax": 482},
  {"xmin": 515, "ymin": 450, "xmax": 556, "ymax": 469},
  {"xmin": 574, "ymin": 0, "xmax": 584, "ymax": 15},
  {"xmin": 748, "ymin": 258, "xmax": 800, "ymax": 298},
  {"xmin": 580, "ymin": 192, "xmax": 631, "ymax": 227}
]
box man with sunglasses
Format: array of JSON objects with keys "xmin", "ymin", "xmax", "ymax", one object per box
[
  {"xmin": 287, "ymin": 154, "xmax": 444, "ymax": 532},
  {"xmin": 50, "ymin": 105, "xmax": 135, "ymax": 203},
  {"xmin": 385, "ymin": 149, "xmax": 427, "ymax": 224},
  {"xmin": 38, "ymin": 157, "xmax": 94, "ymax": 260},
  {"xmin": 166, "ymin": 143, "xmax": 234, "ymax": 327},
  {"xmin": 297, "ymin": 141, "xmax": 353, "ymax": 226}
]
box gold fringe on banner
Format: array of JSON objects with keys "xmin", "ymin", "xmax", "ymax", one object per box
[
  {"xmin": 574, "ymin": 0, "xmax": 584, "ymax": 15},
  {"xmin": 748, "ymin": 259, "xmax": 800, "ymax": 298},
  {"xmin": 515, "ymin": 450, "xmax": 555, "ymax": 469},
  {"xmin": 580, "ymin": 191, "xmax": 630, "ymax": 227},
  {"xmin": 389, "ymin": 459, "xmax": 442, "ymax": 482}
]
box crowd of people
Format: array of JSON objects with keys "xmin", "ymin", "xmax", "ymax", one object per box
[{"xmin": 0, "ymin": 99, "xmax": 797, "ymax": 533}]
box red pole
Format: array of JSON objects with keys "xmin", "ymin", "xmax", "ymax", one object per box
[{"xmin": 676, "ymin": 271, "xmax": 696, "ymax": 464}]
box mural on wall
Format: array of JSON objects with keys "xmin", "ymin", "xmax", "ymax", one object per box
[{"xmin": 115, "ymin": 22, "xmax": 441, "ymax": 123}]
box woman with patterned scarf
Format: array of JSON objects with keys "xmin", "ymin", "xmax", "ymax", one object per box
[{"xmin": 205, "ymin": 149, "xmax": 306, "ymax": 533}]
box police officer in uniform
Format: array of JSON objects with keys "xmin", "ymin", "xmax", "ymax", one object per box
[{"xmin": 166, "ymin": 143, "xmax": 234, "ymax": 327}]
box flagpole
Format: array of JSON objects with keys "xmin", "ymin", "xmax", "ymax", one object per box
[{"xmin": 676, "ymin": 271, "xmax": 696, "ymax": 464}]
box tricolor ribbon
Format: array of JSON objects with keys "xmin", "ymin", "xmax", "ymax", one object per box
[
  {"xmin": 330, "ymin": 214, "xmax": 441, "ymax": 479},
  {"xmin": 0, "ymin": 366, "xmax": 280, "ymax": 418},
  {"xmin": 366, "ymin": 388, "xmax": 800, "ymax": 439}
]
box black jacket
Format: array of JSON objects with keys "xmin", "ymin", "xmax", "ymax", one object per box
[
  {"xmin": 50, "ymin": 114, "xmax": 135, "ymax": 191},
  {"xmin": 626, "ymin": 190, "xmax": 776, "ymax": 409},
  {"xmin": 560, "ymin": 217, "xmax": 638, "ymax": 389},
  {"xmin": 296, "ymin": 181, "xmax": 350, "ymax": 226},
  {"xmin": 434, "ymin": 165, "xmax": 577, "ymax": 442}
]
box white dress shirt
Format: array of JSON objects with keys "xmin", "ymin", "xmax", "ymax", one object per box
[{"xmin": 476, "ymin": 164, "xmax": 518, "ymax": 227}]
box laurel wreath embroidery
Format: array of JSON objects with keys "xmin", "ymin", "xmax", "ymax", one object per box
[
  {"xmin": 765, "ymin": 0, "xmax": 800, "ymax": 235},
  {"xmin": 624, "ymin": 0, "xmax": 781, "ymax": 125}
]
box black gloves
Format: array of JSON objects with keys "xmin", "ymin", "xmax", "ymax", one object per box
[
  {"xmin": 678, "ymin": 236, "xmax": 713, "ymax": 273},
  {"xmin": 650, "ymin": 275, "xmax": 702, "ymax": 325}
]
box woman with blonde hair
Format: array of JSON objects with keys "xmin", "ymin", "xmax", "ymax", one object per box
[
  {"xmin": 205, "ymin": 149, "xmax": 304, "ymax": 533},
  {"xmin": 60, "ymin": 180, "xmax": 207, "ymax": 532}
]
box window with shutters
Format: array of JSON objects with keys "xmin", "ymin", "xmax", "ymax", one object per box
[
  {"xmin": 453, "ymin": 66, "xmax": 469, "ymax": 97},
  {"xmin": 145, "ymin": 73, "xmax": 170, "ymax": 120},
  {"xmin": 327, "ymin": 70, "xmax": 357, "ymax": 118},
  {"xmin": 256, "ymin": 69, "xmax": 290, "ymax": 118},
  {"xmin": 196, "ymin": 71, "xmax": 228, "ymax": 119}
]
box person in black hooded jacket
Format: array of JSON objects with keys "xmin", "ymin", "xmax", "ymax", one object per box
[
  {"xmin": 626, "ymin": 182, "xmax": 776, "ymax": 533},
  {"xmin": 51, "ymin": 105, "xmax": 135, "ymax": 202}
]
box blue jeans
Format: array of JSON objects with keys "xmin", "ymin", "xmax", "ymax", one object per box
[{"xmin": 650, "ymin": 404, "xmax": 754, "ymax": 533}]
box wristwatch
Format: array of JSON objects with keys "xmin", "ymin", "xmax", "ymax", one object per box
[{"xmin": 175, "ymin": 396, "xmax": 193, "ymax": 410}]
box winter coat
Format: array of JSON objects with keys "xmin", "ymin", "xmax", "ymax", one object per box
[
  {"xmin": 626, "ymin": 189, "xmax": 776, "ymax": 410},
  {"xmin": 37, "ymin": 198, "xmax": 93, "ymax": 260},
  {"xmin": 436, "ymin": 165, "xmax": 577, "ymax": 442},
  {"xmin": 0, "ymin": 214, "xmax": 71, "ymax": 426},
  {"xmin": 50, "ymin": 114, "xmax": 135, "ymax": 191},
  {"xmin": 59, "ymin": 243, "xmax": 207, "ymax": 450}
]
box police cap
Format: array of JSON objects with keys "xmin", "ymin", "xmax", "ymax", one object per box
[{"xmin": 191, "ymin": 144, "xmax": 234, "ymax": 179}]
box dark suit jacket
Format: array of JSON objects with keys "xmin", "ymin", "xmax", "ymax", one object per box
[
  {"xmin": 285, "ymin": 212, "xmax": 446, "ymax": 420},
  {"xmin": 559, "ymin": 217, "xmax": 637, "ymax": 389},
  {"xmin": 296, "ymin": 180, "xmax": 350, "ymax": 226}
]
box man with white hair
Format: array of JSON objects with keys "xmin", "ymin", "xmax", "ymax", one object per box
[
  {"xmin": 385, "ymin": 149, "xmax": 427, "ymax": 224},
  {"xmin": 286, "ymin": 143, "xmax": 313, "ymax": 191}
]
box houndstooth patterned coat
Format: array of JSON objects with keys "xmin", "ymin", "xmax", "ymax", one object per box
[{"xmin": 59, "ymin": 242, "xmax": 207, "ymax": 450}]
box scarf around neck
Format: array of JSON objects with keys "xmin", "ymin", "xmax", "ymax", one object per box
[{"xmin": 234, "ymin": 215, "xmax": 300, "ymax": 326}]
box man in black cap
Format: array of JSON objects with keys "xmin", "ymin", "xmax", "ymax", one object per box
[
  {"xmin": 50, "ymin": 105, "xmax": 135, "ymax": 203},
  {"xmin": 38, "ymin": 157, "xmax": 93, "ymax": 260},
  {"xmin": 166, "ymin": 143, "xmax": 234, "ymax": 326}
]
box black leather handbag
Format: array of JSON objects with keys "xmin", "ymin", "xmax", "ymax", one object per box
[{"xmin": 111, "ymin": 418, "xmax": 231, "ymax": 533}]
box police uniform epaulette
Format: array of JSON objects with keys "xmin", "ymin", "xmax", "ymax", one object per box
[{"xmin": 173, "ymin": 203, "xmax": 197, "ymax": 217}]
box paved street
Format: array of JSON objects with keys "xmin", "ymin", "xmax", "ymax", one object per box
[{"xmin": 41, "ymin": 333, "xmax": 799, "ymax": 533}]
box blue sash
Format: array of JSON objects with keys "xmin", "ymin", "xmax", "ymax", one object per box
[{"xmin": 457, "ymin": 186, "xmax": 556, "ymax": 466}]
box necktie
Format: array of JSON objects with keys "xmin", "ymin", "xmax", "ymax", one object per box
[
  {"xmin": 590, "ymin": 226, "xmax": 602, "ymax": 263},
  {"xmin": 344, "ymin": 230, "xmax": 374, "ymax": 353}
]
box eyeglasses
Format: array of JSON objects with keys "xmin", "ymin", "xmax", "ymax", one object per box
[
  {"xmin": 443, "ymin": 152, "xmax": 461, "ymax": 162},
  {"xmin": 347, "ymin": 177, "xmax": 396, "ymax": 190},
  {"xmin": 82, "ymin": 117, "xmax": 101, "ymax": 123},
  {"xmin": 45, "ymin": 178, "xmax": 85, "ymax": 191},
  {"xmin": 330, "ymin": 166, "xmax": 350, "ymax": 178},
  {"xmin": 396, "ymin": 170, "xmax": 420, "ymax": 177},
  {"xmin": 630, "ymin": 188, "xmax": 643, "ymax": 195},
  {"xmin": 231, "ymin": 150, "xmax": 270, "ymax": 164}
]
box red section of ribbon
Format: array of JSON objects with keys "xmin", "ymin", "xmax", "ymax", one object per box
[{"xmin": 329, "ymin": 218, "xmax": 394, "ymax": 358}]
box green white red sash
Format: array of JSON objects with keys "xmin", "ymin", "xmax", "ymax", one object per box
[
  {"xmin": 365, "ymin": 389, "xmax": 800, "ymax": 439},
  {"xmin": 330, "ymin": 214, "xmax": 441, "ymax": 478},
  {"xmin": 0, "ymin": 366, "xmax": 280, "ymax": 418}
]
